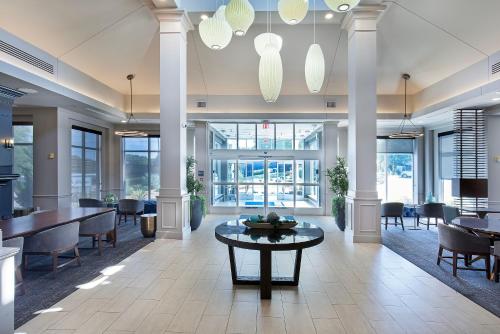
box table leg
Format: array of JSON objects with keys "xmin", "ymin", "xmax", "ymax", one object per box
[
  {"xmin": 293, "ymin": 249, "xmax": 302, "ymax": 285},
  {"xmin": 408, "ymin": 205, "xmax": 422, "ymax": 231},
  {"xmin": 260, "ymin": 250, "xmax": 272, "ymax": 299},
  {"xmin": 228, "ymin": 246, "xmax": 238, "ymax": 284}
]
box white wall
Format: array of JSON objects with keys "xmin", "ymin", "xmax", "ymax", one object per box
[{"xmin": 487, "ymin": 114, "xmax": 500, "ymax": 208}]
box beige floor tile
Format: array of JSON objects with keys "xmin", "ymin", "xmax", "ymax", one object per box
[
  {"xmin": 256, "ymin": 317, "xmax": 286, "ymax": 334},
  {"xmin": 73, "ymin": 312, "xmax": 120, "ymax": 334},
  {"xmin": 17, "ymin": 311, "xmax": 68, "ymax": 334},
  {"xmin": 135, "ymin": 313, "xmax": 174, "ymax": 334},
  {"xmin": 168, "ymin": 301, "xmax": 206, "ymax": 333},
  {"xmin": 100, "ymin": 287, "xmax": 143, "ymax": 313},
  {"xmin": 139, "ymin": 278, "xmax": 174, "ymax": 301},
  {"xmin": 108, "ymin": 300, "xmax": 158, "ymax": 332},
  {"xmin": 42, "ymin": 330, "xmax": 76, "ymax": 334},
  {"xmin": 370, "ymin": 320, "xmax": 405, "ymax": 334},
  {"xmin": 227, "ymin": 302, "xmax": 257, "ymax": 334},
  {"xmin": 283, "ymin": 302, "xmax": 316, "ymax": 334},
  {"xmin": 334, "ymin": 304, "xmax": 376, "ymax": 334},
  {"xmin": 51, "ymin": 299, "xmax": 103, "ymax": 330},
  {"xmin": 258, "ymin": 299, "xmax": 283, "ymax": 318},
  {"xmin": 313, "ymin": 318, "xmax": 346, "ymax": 334},
  {"xmin": 305, "ymin": 291, "xmax": 338, "ymax": 319},
  {"xmin": 195, "ymin": 315, "xmax": 228, "ymax": 334},
  {"xmin": 188, "ymin": 279, "xmax": 217, "ymax": 302},
  {"xmin": 204, "ymin": 289, "xmax": 234, "ymax": 316},
  {"xmin": 153, "ymin": 287, "xmax": 190, "ymax": 315}
]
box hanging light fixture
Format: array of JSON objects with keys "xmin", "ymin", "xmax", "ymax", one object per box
[
  {"xmin": 389, "ymin": 74, "xmax": 423, "ymax": 139},
  {"xmin": 256, "ymin": 0, "xmax": 283, "ymax": 103},
  {"xmin": 278, "ymin": 0, "xmax": 309, "ymax": 25},
  {"xmin": 324, "ymin": 0, "xmax": 360, "ymax": 12},
  {"xmin": 115, "ymin": 74, "xmax": 148, "ymax": 137},
  {"xmin": 305, "ymin": 0, "xmax": 325, "ymax": 94},
  {"xmin": 199, "ymin": 5, "xmax": 232, "ymax": 50},
  {"xmin": 225, "ymin": 0, "xmax": 255, "ymax": 36}
]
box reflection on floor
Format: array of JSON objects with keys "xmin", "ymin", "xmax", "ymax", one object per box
[
  {"xmin": 16, "ymin": 215, "xmax": 500, "ymax": 334},
  {"xmin": 382, "ymin": 219, "xmax": 500, "ymax": 317},
  {"xmin": 15, "ymin": 218, "xmax": 152, "ymax": 328}
]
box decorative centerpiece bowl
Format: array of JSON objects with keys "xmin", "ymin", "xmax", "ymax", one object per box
[{"xmin": 243, "ymin": 212, "xmax": 298, "ymax": 230}]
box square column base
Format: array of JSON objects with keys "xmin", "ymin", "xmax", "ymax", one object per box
[
  {"xmin": 156, "ymin": 193, "xmax": 191, "ymax": 240},
  {"xmin": 346, "ymin": 192, "xmax": 381, "ymax": 243}
]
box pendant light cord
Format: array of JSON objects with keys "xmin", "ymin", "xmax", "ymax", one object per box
[
  {"xmin": 404, "ymin": 76, "xmax": 407, "ymax": 118},
  {"xmin": 313, "ymin": 0, "xmax": 316, "ymax": 44}
]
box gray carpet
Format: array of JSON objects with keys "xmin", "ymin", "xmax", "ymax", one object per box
[
  {"xmin": 382, "ymin": 224, "xmax": 500, "ymax": 317},
  {"xmin": 15, "ymin": 219, "xmax": 153, "ymax": 329}
]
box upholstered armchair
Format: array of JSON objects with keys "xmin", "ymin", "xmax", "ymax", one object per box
[
  {"xmin": 79, "ymin": 198, "xmax": 105, "ymax": 208},
  {"xmin": 24, "ymin": 221, "xmax": 81, "ymax": 275},
  {"xmin": 442, "ymin": 206, "xmax": 460, "ymax": 224},
  {"xmin": 416, "ymin": 203, "xmax": 444, "ymax": 229},
  {"xmin": 118, "ymin": 199, "xmax": 144, "ymax": 225},
  {"xmin": 79, "ymin": 211, "xmax": 117, "ymax": 255},
  {"xmin": 437, "ymin": 223, "xmax": 491, "ymax": 278},
  {"xmin": 380, "ymin": 202, "xmax": 405, "ymax": 230},
  {"xmin": 3, "ymin": 237, "xmax": 25, "ymax": 294}
]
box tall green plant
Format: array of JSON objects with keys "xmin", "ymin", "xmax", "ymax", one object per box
[
  {"xmin": 186, "ymin": 156, "xmax": 207, "ymax": 216},
  {"xmin": 326, "ymin": 157, "xmax": 349, "ymax": 216}
]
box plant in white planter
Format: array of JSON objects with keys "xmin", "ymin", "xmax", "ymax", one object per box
[
  {"xmin": 186, "ymin": 156, "xmax": 206, "ymax": 231},
  {"xmin": 326, "ymin": 157, "xmax": 348, "ymax": 231}
]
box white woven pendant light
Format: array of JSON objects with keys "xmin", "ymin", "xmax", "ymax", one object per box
[
  {"xmin": 305, "ymin": 44, "xmax": 325, "ymax": 93},
  {"xmin": 225, "ymin": 0, "xmax": 255, "ymax": 36},
  {"xmin": 278, "ymin": 0, "xmax": 309, "ymax": 25},
  {"xmin": 324, "ymin": 0, "xmax": 360, "ymax": 12},
  {"xmin": 199, "ymin": 6, "xmax": 232, "ymax": 50},
  {"xmin": 259, "ymin": 45, "xmax": 283, "ymax": 103},
  {"xmin": 254, "ymin": 33, "xmax": 283, "ymax": 56}
]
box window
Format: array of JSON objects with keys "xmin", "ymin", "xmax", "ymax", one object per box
[
  {"xmin": 238, "ymin": 124, "xmax": 256, "ymax": 150},
  {"xmin": 211, "ymin": 123, "xmax": 237, "ymax": 149},
  {"xmin": 275, "ymin": 124, "xmax": 293, "ymax": 150},
  {"xmin": 295, "ymin": 123, "xmax": 321, "ymax": 150},
  {"xmin": 123, "ymin": 137, "xmax": 160, "ymax": 200},
  {"xmin": 13, "ymin": 124, "xmax": 33, "ymax": 209},
  {"xmin": 377, "ymin": 138, "xmax": 415, "ymax": 204},
  {"xmin": 439, "ymin": 132, "xmax": 455, "ymax": 205},
  {"xmin": 257, "ymin": 123, "xmax": 274, "ymax": 150},
  {"xmin": 71, "ymin": 127, "xmax": 101, "ymax": 204}
]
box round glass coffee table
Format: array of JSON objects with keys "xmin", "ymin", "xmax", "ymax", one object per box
[{"xmin": 215, "ymin": 219, "xmax": 324, "ymax": 299}]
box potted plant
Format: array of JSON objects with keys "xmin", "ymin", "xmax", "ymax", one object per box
[
  {"xmin": 104, "ymin": 193, "xmax": 117, "ymax": 207},
  {"xmin": 186, "ymin": 156, "xmax": 206, "ymax": 231},
  {"xmin": 326, "ymin": 157, "xmax": 349, "ymax": 231}
]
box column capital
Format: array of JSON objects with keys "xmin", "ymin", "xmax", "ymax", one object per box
[
  {"xmin": 154, "ymin": 9, "xmax": 194, "ymax": 34},
  {"xmin": 341, "ymin": 5, "xmax": 386, "ymax": 36}
]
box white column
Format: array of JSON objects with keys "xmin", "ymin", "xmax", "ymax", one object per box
[
  {"xmin": 323, "ymin": 121, "xmax": 338, "ymax": 216},
  {"xmin": 337, "ymin": 126, "xmax": 348, "ymax": 159},
  {"xmin": 155, "ymin": 10, "xmax": 193, "ymax": 239},
  {"xmin": 343, "ymin": 7, "xmax": 384, "ymax": 243}
]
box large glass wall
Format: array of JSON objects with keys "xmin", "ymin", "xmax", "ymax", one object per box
[
  {"xmin": 377, "ymin": 137, "xmax": 415, "ymax": 204},
  {"xmin": 123, "ymin": 137, "xmax": 160, "ymax": 200},
  {"xmin": 209, "ymin": 122, "xmax": 322, "ymax": 210},
  {"xmin": 13, "ymin": 124, "xmax": 33, "ymax": 209},
  {"xmin": 438, "ymin": 131, "xmax": 454, "ymax": 205},
  {"xmin": 71, "ymin": 127, "xmax": 101, "ymax": 204}
]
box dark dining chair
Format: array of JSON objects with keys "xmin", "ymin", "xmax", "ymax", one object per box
[
  {"xmin": 79, "ymin": 198, "xmax": 105, "ymax": 208},
  {"xmin": 416, "ymin": 203, "xmax": 444, "ymax": 230},
  {"xmin": 437, "ymin": 223, "xmax": 491, "ymax": 278},
  {"xmin": 493, "ymin": 241, "xmax": 500, "ymax": 283},
  {"xmin": 24, "ymin": 221, "xmax": 81, "ymax": 275},
  {"xmin": 118, "ymin": 199, "xmax": 144, "ymax": 225},
  {"xmin": 3, "ymin": 237, "xmax": 25, "ymax": 294},
  {"xmin": 79, "ymin": 211, "xmax": 117, "ymax": 255},
  {"xmin": 442, "ymin": 206, "xmax": 460, "ymax": 224},
  {"xmin": 380, "ymin": 202, "xmax": 405, "ymax": 230}
]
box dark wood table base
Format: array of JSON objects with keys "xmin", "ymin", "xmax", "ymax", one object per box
[{"xmin": 228, "ymin": 245, "xmax": 302, "ymax": 299}]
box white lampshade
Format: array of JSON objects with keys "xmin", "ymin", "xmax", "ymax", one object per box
[
  {"xmin": 324, "ymin": 0, "xmax": 360, "ymax": 12},
  {"xmin": 254, "ymin": 33, "xmax": 283, "ymax": 56},
  {"xmin": 278, "ymin": 0, "xmax": 309, "ymax": 25},
  {"xmin": 225, "ymin": 0, "xmax": 255, "ymax": 36},
  {"xmin": 305, "ymin": 44, "xmax": 325, "ymax": 94},
  {"xmin": 199, "ymin": 6, "xmax": 232, "ymax": 50},
  {"xmin": 259, "ymin": 46, "xmax": 283, "ymax": 103}
]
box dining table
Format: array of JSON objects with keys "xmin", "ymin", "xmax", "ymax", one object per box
[
  {"xmin": 460, "ymin": 207, "xmax": 500, "ymax": 219},
  {"xmin": 450, "ymin": 216, "xmax": 500, "ymax": 238},
  {"xmin": 0, "ymin": 207, "xmax": 115, "ymax": 241}
]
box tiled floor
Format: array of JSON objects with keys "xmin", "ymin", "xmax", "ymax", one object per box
[{"xmin": 15, "ymin": 215, "xmax": 500, "ymax": 334}]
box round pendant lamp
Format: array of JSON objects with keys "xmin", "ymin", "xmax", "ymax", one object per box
[
  {"xmin": 259, "ymin": 46, "xmax": 283, "ymax": 103},
  {"xmin": 278, "ymin": 0, "xmax": 309, "ymax": 25},
  {"xmin": 225, "ymin": 0, "xmax": 255, "ymax": 36},
  {"xmin": 305, "ymin": 44, "xmax": 325, "ymax": 94},
  {"xmin": 115, "ymin": 74, "xmax": 148, "ymax": 137},
  {"xmin": 199, "ymin": 6, "xmax": 232, "ymax": 50},
  {"xmin": 324, "ymin": 0, "xmax": 360, "ymax": 12},
  {"xmin": 254, "ymin": 33, "xmax": 283, "ymax": 56}
]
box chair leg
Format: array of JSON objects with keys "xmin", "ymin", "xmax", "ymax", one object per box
[
  {"xmin": 495, "ymin": 258, "xmax": 499, "ymax": 283},
  {"xmin": 427, "ymin": 218, "xmax": 430, "ymax": 230},
  {"xmin": 92, "ymin": 236, "xmax": 96, "ymax": 249},
  {"xmin": 134, "ymin": 213, "xmax": 137, "ymax": 226},
  {"xmin": 52, "ymin": 253, "xmax": 59, "ymax": 274},
  {"xmin": 118, "ymin": 213, "xmax": 122, "ymax": 225},
  {"xmin": 485, "ymin": 255, "xmax": 491, "ymax": 279},
  {"xmin": 385, "ymin": 217, "xmax": 388, "ymax": 230},
  {"xmin": 400, "ymin": 216, "xmax": 405, "ymax": 230},
  {"xmin": 416, "ymin": 215, "xmax": 419, "ymax": 227},
  {"xmin": 437, "ymin": 246, "xmax": 443, "ymax": 265},
  {"xmin": 113, "ymin": 227, "xmax": 117, "ymax": 248},
  {"xmin": 15, "ymin": 267, "xmax": 25, "ymax": 295},
  {"xmin": 75, "ymin": 247, "xmax": 81, "ymax": 266},
  {"xmin": 24, "ymin": 255, "xmax": 29, "ymax": 270},
  {"xmin": 452, "ymin": 252, "xmax": 458, "ymax": 277},
  {"xmin": 125, "ymin": 213, "xmax": 128, "ymax": 224}
]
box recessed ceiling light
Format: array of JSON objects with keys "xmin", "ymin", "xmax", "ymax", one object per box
[
  {"xmin": 492, "ymin": 97, "xmax": 500, "ymax": 102},
  {"xmin": 18, "ymin": 87, "xmax": 38, "ymax": 94},
  {"xmin": 338, "ymin": 4, "xmax": 350, "ymax": 11},
  {"xmin": 121, "ymin": 120, "xmax": 127, "ymax": 123},
  {"xmin": 200, "ymin": 14, "xmax": 209, "ymax": 21},
  {"xmin": 325, "ymin": 12, "xmax": 334, "ymax": 20}
]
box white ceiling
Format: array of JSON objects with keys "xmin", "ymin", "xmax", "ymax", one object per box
[{"xmin": 1, "ymin": 0, "xmax": 500, "ymax": 98}]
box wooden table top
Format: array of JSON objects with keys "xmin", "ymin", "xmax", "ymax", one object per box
[
  {"xmin": 451, "ymin": 217, "xmax": 500, "ymax": 236},
  {"xmin": 0, "ymin": 207, "xmax": 114, "ymax": 240}
]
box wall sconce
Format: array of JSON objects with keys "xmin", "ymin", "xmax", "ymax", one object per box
[{"xmin": 3, "ymin": 138, "xmax": 14, "ymax": 149}]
